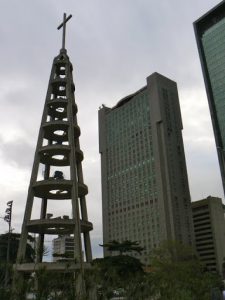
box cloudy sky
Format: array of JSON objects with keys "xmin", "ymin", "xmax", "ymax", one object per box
[{"xmin": 0, "ymin": 0, "xmax": 224, "ymax": 258}]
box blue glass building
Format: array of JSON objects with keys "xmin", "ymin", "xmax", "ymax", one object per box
[{"xmin": 194, "ymin": 1, "xmax": 225, "ymax": 195}]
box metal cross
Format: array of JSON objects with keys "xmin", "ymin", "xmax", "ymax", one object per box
[{"xmin": 57, "ymin": 13, "xmax": 72, "ymax": 50}]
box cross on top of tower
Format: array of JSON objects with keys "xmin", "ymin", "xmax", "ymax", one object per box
[{"xmin": 57, "ymin": 13, "xmax": 72, "ymax": 50}]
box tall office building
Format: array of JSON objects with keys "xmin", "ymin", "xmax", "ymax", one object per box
[
  {"xmin": 99, "ymin": 72, "xmax": 194, "ymax": 264},
  {"xmin": 192, "ymin": 196, "xmax": 225, "ymax": 274},
  {"xmin": 194, "ymin": 1, "xmax": 225, "ymax": 195}
]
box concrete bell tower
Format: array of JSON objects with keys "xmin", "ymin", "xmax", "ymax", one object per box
[{"xmin": 15, "ymin": 13, "xmax": 93, "ymax": 297}]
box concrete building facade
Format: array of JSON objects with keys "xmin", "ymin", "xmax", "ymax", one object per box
[
  {"xmin": 192, "ymin": 196, "xmax": 225, "ymax": 274},
  {"xmin": 194, "ymin": 1, "xmax": 225, "ymax": 195},
  {"xmin": 99, "ymin": 72, "xmax": 194, "ymax": 264},
  {"xmin": 52, "ymin": 235, "xmax": 75, "ymax": 262}
]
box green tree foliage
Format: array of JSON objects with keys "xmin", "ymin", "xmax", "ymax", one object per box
[
  {"xmin": 0, "ymin": 239, "xmax": 223, "ymax": 299},
  {"xmin": 97, "ymin": 240, "xmax": 145, "ymax": 298},
  {"xmin": 12, "ymin": 269, "xmax": 78, "ymax": 300},
  {"xmin": 52, "ymin": 251, "xmax": 77, "ymax": 263},
  {"xmin": 99, "ymin": 240, "xmax": 144, "ymax": 255},
  {"xmin": 0, "ymin": 233, "xmax": 35, "ymax": 291},
  {"xmin": 92, "ymin": 255, "xmax": 145, "ymax": 298},
  {"xmin": 149, "ymin": 240, "xmax": 223, "ymax": 300},
  {"xmin": 32, "ymin": 269, "xmax": 76, "ymax": 300},
  {"xmin": 0, "ymin": 233, "xmax": 35, "ymax": 263},
  {"xmin": 92, "ymin": 240, "xmax": 223, "ymax": 299}
]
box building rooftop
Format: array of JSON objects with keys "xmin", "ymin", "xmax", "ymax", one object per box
[{"xmin": 194, "ymin": 0, "xmax": 225, "ymax": 34}]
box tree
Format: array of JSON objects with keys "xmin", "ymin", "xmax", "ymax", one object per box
[
  {"xmin": 92, "ymin": 255, "xmax": 145, "ymax": 299},
  {"xmin": 0, "ymin": 233, "xmax": 35, "ymax": 290},
  {"xmin": 149, "ymin": 240, "xmax": 223, "ymax": 300},
  {"xmin": 0, "ymin": 233, "xmax": 35, "ymax": 263},
  {"xmin": 99, "ymin": 240, "xmax": 144, "ymax": 255}
]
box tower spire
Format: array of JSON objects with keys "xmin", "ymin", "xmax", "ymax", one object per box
[
  {"xmin": 13, "ymin": 14, "xmax": 94, "ymax": 299},
  {"xmin": 57, "ymin": 13, "xmax": 72, "ymax": 50}
]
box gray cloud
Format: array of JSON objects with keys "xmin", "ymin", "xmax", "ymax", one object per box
[
  {"xmin": 0, "ymin": 137, "xmax": 34, "ymax": 169},
  {"xmin": 0, "ymin": 0, "xmax": 223, "ymax": 259}
]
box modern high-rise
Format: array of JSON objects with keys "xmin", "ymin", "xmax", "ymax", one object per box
[
  {"xmin": 99, "ymin": 72, "xmax": 194, "ymax": 264},
  {"xmin": 192, "ymin": 196, "xmax": 225, "ymax": 274},
  {"xmin": 194, "ymin": 1, "xmax": 225, "ymax": 195}
]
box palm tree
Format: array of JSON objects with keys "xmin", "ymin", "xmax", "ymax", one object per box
[{"xmin": 99, "ymin": 240, "xmax": 144, "ymax": 255}]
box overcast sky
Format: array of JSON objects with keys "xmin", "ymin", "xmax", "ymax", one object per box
[{"xmin": 0, "ymin": 0, "xmax": 224, "ymax": 258}]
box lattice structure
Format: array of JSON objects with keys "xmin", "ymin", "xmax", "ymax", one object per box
[{"xmin": 14, "ymin": 14, "xmax": 93, "ymax": 298}]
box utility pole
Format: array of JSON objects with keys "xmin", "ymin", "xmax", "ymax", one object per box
[{"xmin": 4, "ymin": 200, "xmax": 13, "ymax": 288}]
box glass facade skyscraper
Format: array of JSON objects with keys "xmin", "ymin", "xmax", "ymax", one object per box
[
  {"xmin": 194, "ymin": 1, "xmax": 225, "ymax": 195},
  {"xmin": 99, "ymin": 73, "xmax": 194, "ymax": 264}
]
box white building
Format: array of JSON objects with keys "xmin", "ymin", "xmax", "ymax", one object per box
[{"xmin": 52, "ymin": 235, "xmax": 74, "ymax": 262}]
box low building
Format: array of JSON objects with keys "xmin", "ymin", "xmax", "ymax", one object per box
[
  {"xmin": 192, "ymin": 196, "xmax": 225, "ymax": 274},
  {"xmin": 52, "ymin": 235, "xmax": 74, "ymax": 262}
]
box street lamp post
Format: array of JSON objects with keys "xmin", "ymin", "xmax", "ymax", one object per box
[{"xmin": 3, "ymin": 200, "xmax": 13, "ymax": 288}]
